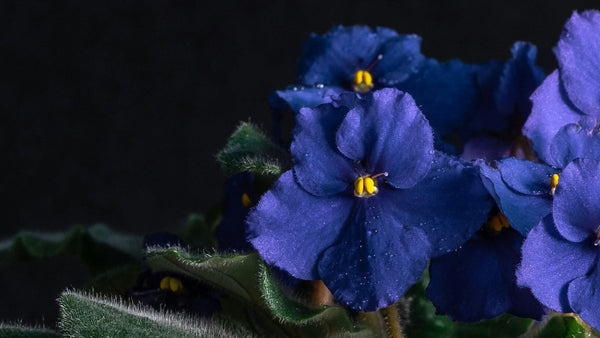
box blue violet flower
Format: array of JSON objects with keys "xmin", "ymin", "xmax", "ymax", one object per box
[{"xmin": 247, "ymin": 88, "xmax": 491, "ymax": 311}]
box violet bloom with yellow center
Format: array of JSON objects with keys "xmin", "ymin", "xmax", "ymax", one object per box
[
  {"xmin": 518, "ymin": 158, "xmax": 600, "ymax": 331},
  {"xmin": 247, "ymin": 88, "xmax": 492, "ymax": 311}
]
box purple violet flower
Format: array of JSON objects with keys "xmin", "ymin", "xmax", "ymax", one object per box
[
  {"xmin": 518, "ymin": 158, "xmax": 600, "ymax": 331},
  {"xmin": 523, "ymin": 10, "xmax": 600, "ymax": 163},
  {"xmin": 247, "ymin": 88, "xmax": 491, "ymax": 311}
]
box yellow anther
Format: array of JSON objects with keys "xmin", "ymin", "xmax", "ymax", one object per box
[
  {"xmin": 352, "ymin": 70, "xmax": 374, "ymax": 93},
  {"xmin": 488, "ymin": 212, "xmax": 510, "ymax": 233},
  {"xmin": 354, "ymin": 177, "xmax": 364, "ymax": 196},
  {"xmin": 241, "ymin": 193, "xmax": 253, "ymax": 208},
  {"xmin": 160, "ymin": 277, "xmax": 171, "ymax": 290},
  {"xmin": 160, "ymin": 277, "xmax": 184, "ymax": 293},
  {"xmin": 364, "ymin": 177, "xmax": 375, "ymax": 194},
  {"xmin": 551, "ymin": 173, "xmax": 560, "ymax": 195}
]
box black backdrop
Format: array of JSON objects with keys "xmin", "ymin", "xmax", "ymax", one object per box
[{"xmin": 2, "ymin": 0, "xmax": 597, "ymax": 327}]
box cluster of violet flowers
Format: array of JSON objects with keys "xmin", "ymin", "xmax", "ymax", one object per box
[{"xmin": 231, "ymin": 10, "xmax": 600, "ymax": 330}]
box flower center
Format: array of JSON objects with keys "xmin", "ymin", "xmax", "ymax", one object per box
[
  {"xmin": 351, "ymin": 54, "xmax": 382, "ymax": 94},
  {"xmin": 241, "ymin": 193, "xmax": 254, "ymax": 208},
  {"xmin": 354, "ymin": 172, "xmax": 388, "ymax": 198},
  {"xmin": 550, "ymin": 173, "xmax": 559, "ymax": 196},
  {"xmin": 160, "ymin": 276, "xmax": 184, "ymax": 293}
]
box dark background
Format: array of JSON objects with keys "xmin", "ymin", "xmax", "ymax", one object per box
[{"xmin": 2, "ymin": 0, "xmax": 597, "ymax": 328}]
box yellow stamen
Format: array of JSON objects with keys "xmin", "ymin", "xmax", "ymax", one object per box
[
  {"xmin": 241, "ymin": 193, "xmax": 253, "ymax": 208},
  {"xmin": 551, "ymin": 173, "xmax": 560, "ymax": 195},
  {"xmin": 354, "ymin": 177, "xmax": 364, "ymax": 196},
  {"xmin": 364, "ymin": 177, "xmax": 375, "ymax": 194},
  {"xmin": 352, "ymin": 70, "xmax": 374, "ymax": 93},
  {"xmin": 488, "ymin": 213, "xmax": 510, "ymax": 233},
  {"xmin": 160, "ymin": 277, "xmax": 184, "ymax": 293}
]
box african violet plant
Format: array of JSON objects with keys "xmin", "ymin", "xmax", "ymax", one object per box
[{"xmin": 5, "ymin": 9, "xmax": 600, "ymax": 338}]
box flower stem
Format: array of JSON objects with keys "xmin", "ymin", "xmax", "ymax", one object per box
[
  {"xmin": 381, "ymin": 304, "xmax": 403, "ymax": 338},
  {"xmin": 311, "ymin": 280, "xmax": 333, "ymax": 306}
]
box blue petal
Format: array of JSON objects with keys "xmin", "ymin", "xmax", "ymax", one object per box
[
  {"xmin": 555, "ymin": 11, "xmax": 600, "ymax": 116},
  {"xmin": 335, "ymin": 89, "xmax": 434, "ymax": 189},
  {"xmin": 372, "ymin": 34, "xmax": 425, "ymax": 86},
  {"xmin": 318, "ymin": 196, "xmax": 431, "ymax": 311},
  {"xmin": 523, "ymin": 70, "xmax": 582, "ymax": 163},
  {"xmin": 396, "ymin": 58, "xmax": 477, "ymax": 138},
  {"xmin": 549, "ymin": 116, "xmax": 600, "ymax": 168},
  {"xmin": 246, "ymin": 171, "xmax": 353, "ymax": 280},
  {"xmin": 553, "ymin": 158, "xmax": 600, "ymax": 242},
  {"xmin": 495, "ymin": 42, "xmax": 546, "ymax": 119},
  {"xmin": 429, "ymin": 229, "xmax": 542, "ymax": 321},
  {"xmin": 298, "ymin": 26, "xmax": 399, "ymax": 86},
  {"xmin": 568, "ymin": 262, "xmax": 600, "ymax": 331},
  {"xmin": 269, "ymin": 85, "xmax": 346, "ymax": 113},
  {"xmin": 386, "ymin": 152, "xmax": 493, "ymax": 257},
  {"xmin": 497, "ymin": 157, "xmax": 558, "ymax": 195},
  {"xmin": 517, "ymin": 216, "xmax": 597, "ymax": 313},
  {"xmin": 461, "ymin": 135, "xmax": 512, "ymax": 162},
  {"xmin": 479, "ymin": 163, "xmax": 552, "ymax": 235},
  {"xmin": 291, "ymin": 103, "xmax": 356, "ymax": 196},
  {"xmin": 216, "ymin": 172, "xmax": 255, "ymax": 252}
]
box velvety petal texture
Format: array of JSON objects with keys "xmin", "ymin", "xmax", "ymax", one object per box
[
  {"xmin": 549, "ymin": 116, "xmax": 600, "ymax": 168},
  {"xmin": 555, "ymin": 10, "xmax": 600, "ymax": 116},
  {"xmin": 553, "ymin": 158, "xmax": 600, "ymax": 242},
  {"xmin": 429, "ymin": 228, "xmax": 544, "ymax": 321},
  {"xmin": 523, "ymin": 70, "xmax": 582, "ymax": 163},
  {"xmin": 479, "ymin": 160, "xmax": 554, "ymax": 235},
  {"xmin": 568, "ymin": 265, "xmax": 600, "ymax": 331},
  {"xmin": 246, "ymin": 171, "xmax": 353, "ymax": 280},
  {"xmin": 396, "ymin": 58, "xmax": 477, "ymax": 138},
  {"xmin": 384, "ymin": 152, "xmax": 493, "ymax": 257},
  {"xmin": 319, "ymin": 196, "xmax": 431, "ymax": 311},
  {"xmin": 517, "ymin": 216, "xmax": 597, "ymax": 313},
  {"xmin": 268, "ymin": 85, "xmax": 345, "ymax": 113},
  {"xmin": 291, "ymin": 104, "xmax": 356, "ymax": 196},
  {"xmin": 335, "ymin": 89, "xmax": 434, "ymax": 189}
]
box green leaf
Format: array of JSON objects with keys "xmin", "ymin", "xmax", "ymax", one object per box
[
  {"xmin": 0, "ymin": 224, "xmax": 143, "ymax": 276},
  {"xmin": 58, "ymin": 290, "xmax": 254, "ymax": 337},
  {"xmin": 528, "ymin": 313, "xmax": 600, "ymax": 338},
  {"xmin": 145, "ymin": 248, "xmax": 370, "ymax": 337},
  {"xmin": 0, "ymin": 323, "xmax": 59, "ymax": 337},
  {"xmin": 403, "ymin": 271, "xmax": 533, "ymax": 338},
  {"xmin": 217, "ymin": 122, "xmax": 288, "ymax": 176},
  {"xmin": 86, "ymin": 264, "xmax": 144, "ymax": 295}
]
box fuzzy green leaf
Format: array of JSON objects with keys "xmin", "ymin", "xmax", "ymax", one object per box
[
  {"xmin": 179, "ymin": 212, "xmax": 219, "ymax": 251},
  {"xmin": 217, "ymin": 122, "xmax": 288, "ymax": 176},
  {"xmin": 403, "ymin": 271, "xmax": 533, "ymax": 338},
  {"xmin": 529, "ymin": 313, "xmax": 600, "ymax": 338},
  {"xmin": 0, "ymin": 323, "xmax": 59, "ymax": 337},
  {"xmin": 0, "ymin": 224, "xmax": 143, "ymax": 276},
  {"xmin": 58, "ymin": 290, "xmax": 254, "ymax": 337},
  {"xmin": 145, "ymin": 248, "xmax": 369, "ymax": 337}
]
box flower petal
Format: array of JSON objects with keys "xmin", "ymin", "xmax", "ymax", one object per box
[
  {"xmin": 555, "ymin": 11, "xmax": 600, "ymax": 116},
  {"xmin": 553, "ymin": 158, "xmax": 600, "ymax": 242},
  {"xmin": 298, "ymin": 26, "xmax": 398, "ymax": 86},
  {"xmin": 549, "ymin": 116, "xmax": 600, "ymax": 168},
  {"xmin": 269, "ymin": 85, "xmax": 345, "ymax": 113},
  {"xmin": 523, "ymin": 70, "xmax": 581, "ymax": 163},
  {"xmin": 291, "ymin": 104, "xmax": 356, "ymax": 196},
  {"xmin": 517, "ymin": 216, "xmax": 597, "ymax": 313},
  {"xmin": 480, "ymin": 163, "xmax": 552, "ymax": 235},
  {"xmin": 318, "ymin": 197, "xmax": 430, "ymax": 311},
  {"xmin": 567, "ymin": 263, "xmax": 600, "ymax": 331},
  {"xmin": 246, "ymin": 171, "xmax": 353, "ymax": 280},
  {"xmin": 428, "ymin": 230, "xmax": 529, "ymax": 322},
  {"xmin": 497, "ymin": 157, "xmax": 557, "ymax": 196},
  {"xmin": 396, "ymin": 58, "xmax": 477, "ymax": 138},
  {"xmin": 385, "ymin": 152, "xmax": 493, "ymax": 257},
  {"xmin": 335, "ymin": 89, "xmax": 434, "ymax": 189},
  {"xmin": 374, "ymin": 34, "xmax": 425, "ymax": 85}
]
